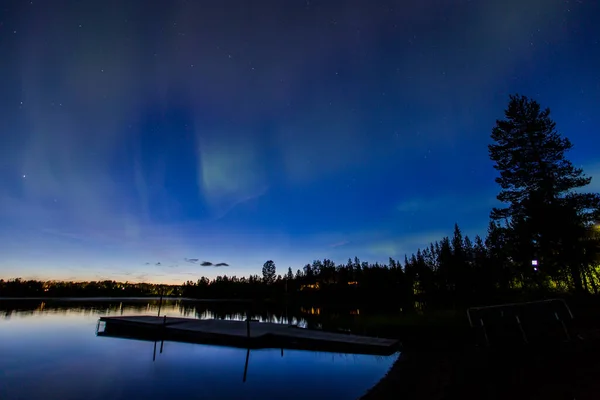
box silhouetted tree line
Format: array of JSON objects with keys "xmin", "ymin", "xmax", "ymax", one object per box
[
  {"xmin": 0, "ymin": 278, "xmax": 182, "ymax": 298},
  {"xmin": 178, "ymin": 220, "xmax": 594, "ymax": 310},
  {"xmin": 2, "ymin": 95, "xmax": 599, "ymax": 308}
]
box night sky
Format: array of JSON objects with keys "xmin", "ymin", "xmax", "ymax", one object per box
[{"xmin": 1, "ymin": 0, "xmax": 599, "ymax": 283}]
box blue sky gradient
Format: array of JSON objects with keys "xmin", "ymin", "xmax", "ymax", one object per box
[{"xmin": 1, "ymin": 0, "xmax": 599, "ymax": 283}]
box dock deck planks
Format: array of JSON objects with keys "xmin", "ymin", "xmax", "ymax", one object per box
[{"xmin": 98, "ymin": 316, "xmax": 399, "ymax": 355}]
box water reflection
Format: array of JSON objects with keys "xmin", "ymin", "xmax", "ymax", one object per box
[
  {"xmin": 143, "ymin": 329, "xmax": 261, "ymax": 384},
  {"xmin": 1, "ymin": 299, "xmax": 307, "ymax": 326},
  {"xmin": 0, "ymin": 299, "xmax": 398, "ymax": 400}
]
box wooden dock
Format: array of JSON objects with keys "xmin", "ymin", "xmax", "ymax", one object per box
[{"xmin": 97, "ymin": 316, "xmax": 400, "ymax": 356}]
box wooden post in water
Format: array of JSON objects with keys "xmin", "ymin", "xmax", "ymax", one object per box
[
  {"xmin": 157, "ymin": 286, "xmax": 164, "ymax": 316},
  {"xmin": 160, "ymin": 315, "xmax": 167, "ymax": 353},
  {"xmin": 285, "ymin": 279, "xmax": 289, "ymax": 324},
  {"xmin": 246, "ymin": 305, "xmax": 251, "ymax": 339},
  {"xmin": 242, "ymin": 348, "xmax": 250, "ymax": 383}
]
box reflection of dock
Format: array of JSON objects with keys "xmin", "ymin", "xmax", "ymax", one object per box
[{"xmin": 97, "ymin": 316, "xmax": 399, "ymax": 356}]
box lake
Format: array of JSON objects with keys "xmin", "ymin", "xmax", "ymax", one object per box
[{"xmin": 0, "ymin": 299, "xmax": 398, "ymax": 400}]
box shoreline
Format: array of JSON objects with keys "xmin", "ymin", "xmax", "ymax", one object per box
[{"xmin": 0, "ymin": 297, "xmax": 253, "ymax": 302}]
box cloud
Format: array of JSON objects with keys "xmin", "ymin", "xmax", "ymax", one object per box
[
  {"xmin": 155, "ymin": 262, "xmax": 161, "ymax": 266},
  {"xmin": 185, "ymin": 260, "xmax": 229, "ymax": 267}
]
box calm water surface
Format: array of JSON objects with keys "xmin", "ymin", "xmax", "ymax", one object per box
[{"xmin": 0, "ymin": 299, "xmax": 398, "ymax": 400}]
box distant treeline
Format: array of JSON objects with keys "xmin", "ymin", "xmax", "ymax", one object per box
[
  {"xmin": 0, "ymin": 279, "xmax": 182, "ymax": 298},
  {"xmin": 1, "ymin": 222, "xmax": 599, "ymax": 309},
  {"xmin": 179, "ymin": 220, "xmax": 599, "ymax": 309},
  {"xmin": 1, "ymin": 218, "xmax": 597, "ymax": 310},
  {"xmin": 2, "ymin": 95, "xmax": 599, "ymax": 309}
]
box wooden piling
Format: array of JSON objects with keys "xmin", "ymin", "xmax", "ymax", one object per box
[
  {"xmin": 242, "ymin": 348, "xmax": 250, "ymax": 383},
  {"xmin": 157, "ymin": 286, "xmax": 164, "ymax": 316}
]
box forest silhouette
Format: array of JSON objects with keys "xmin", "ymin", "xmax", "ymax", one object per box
[{"xmin": 2, "ymin": 95, "xmax": 599, "ymax": 310}]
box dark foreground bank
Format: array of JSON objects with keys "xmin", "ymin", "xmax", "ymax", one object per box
[
  {"xmin": 362, "ymin": 336, "xmax": 600, "ymax": 400},
  {"xmin": 361, "ymin": 299, "xmax": 600, "ymax": 400}
]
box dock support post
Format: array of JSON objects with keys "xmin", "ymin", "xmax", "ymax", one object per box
[
  {"xmin": 242, "ymin": 348, "xmax": 250, "ymax": 383},
  {"xmin": 157, "ymin": 287, "xmax": 163, "ymax": 316},
  {"xmin": 246, "ymin": 306, "xmax": 251, "ymax": 339},
  {"xmin": 160, "ymin": 315, "xmax": 167, "ymax": 353}
]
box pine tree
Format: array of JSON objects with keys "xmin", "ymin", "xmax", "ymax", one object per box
[
  {"xmin": 451, "ymin": 224, "xmax": 464, "ymax": 257},
  {"xmin": 303, "ymin": 263, "xmax": 313, "ymax": 278},
  {"xmin": 388, "ymin": 257, "xmax": 396, "ymax": 269},
  {"xmin": 486, "ymin": 221, "xmax": 514, "ymax": 291},
  {"xmin": 489, "ymin": 94, "xmax": 600, "ymax": 291},
  {"xmin": 262, "ymin": 260, "xmax": 276, "ymax": 284},
  {"xmin": 464, "ymin": 236, "xmax": 474, "ymax": 262},
  {"xmin": 489, "ymin": 94, "xmax": 593, "ymax": 220},
  {"xmin": 437, "ymin": 237, "xmax": 453, "ymax": 294},
  {"xmin": 312, "ymin": 260, "xmax": 323, "ymax": 277},
  {"xmin": 451, "ymin": 224, "xmax": 471, "ymax": 301}
]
